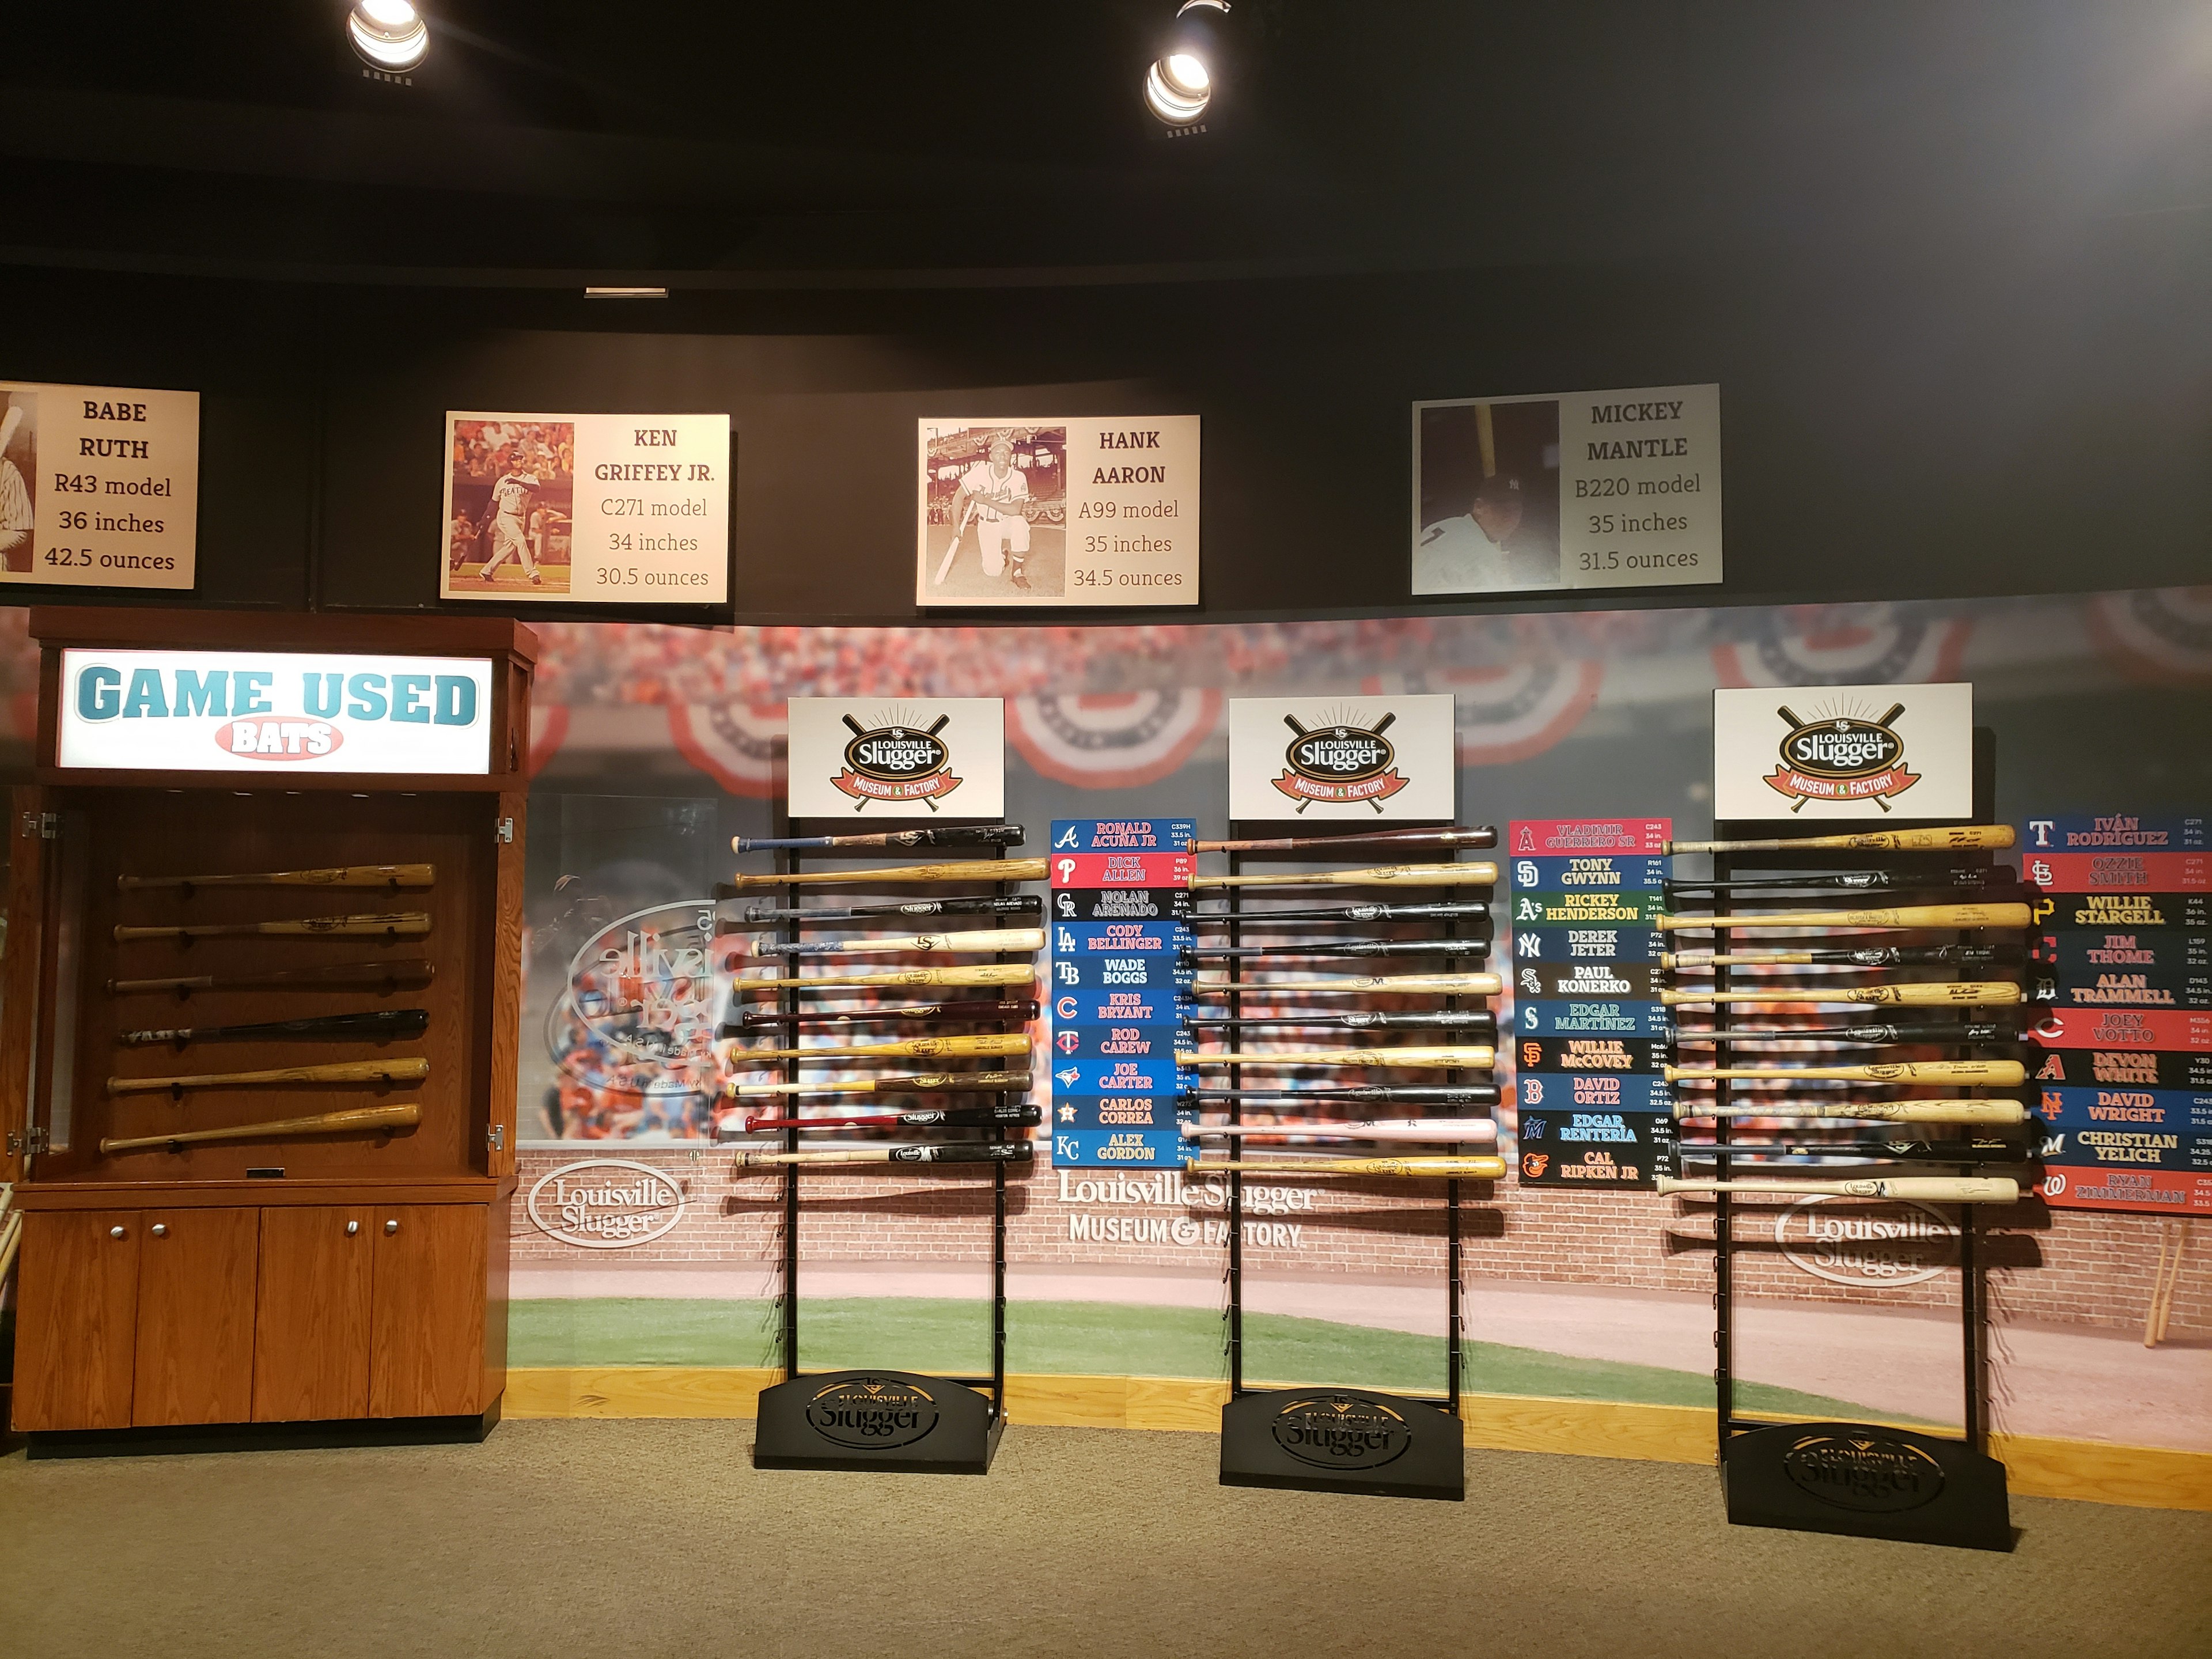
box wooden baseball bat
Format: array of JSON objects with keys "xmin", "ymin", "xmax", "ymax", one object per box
[
  {"xmin": 117, "ymin": 864, "xmax": 435, "ymax": 891},
  {"xmin": 726, "ymin": 1033, "xmax": 1031, "ymax": 1064},
  {"xmin": 1655, "ymin": 1174, "xmax": 2020, "ymax": 1202},
  {"xmin": 726, "ymin": 895, "xmax": 1040, "ymax": 924},
  {"xmin": 1673, "ymin": 1099, "xmax": 2027, "ymax": 1124},
  {"xmin": 1188, "ymin": 828, "xmax": 1496, "ymax": 854},
  {"xmin": 1661, "ymin": 982, "xmax": 2022, "ymax": 1007},
  {"xmin": 734, "ymin": 825, "xmax": 1024, "ymax": 853},
  {"xmin": 108, "ymin": 1058, "xmax": 431, "ymax": 1095},
  {"xmin": 732, "ymin": 1103, "xmax": 1042, "ymax": 1132},
  {"xmin": 720, "ymin": 1069, "xmax": 1030, "ymax": 1099},
  {"xmin": 1665, "ymin": 1059, "xmax": 2024, "ymax": 1085},
  {"xmin": 1660, "ymin": 946, "xmax": 2010, "ymax": 969},
  {"xmin": 1656, "ymin": 903, "xmax": 2032, "ymax": 933},
  {"xmin": 108, "ymin": 959, "xmax": 435, "ymax": 995},
  {"xmin": 1664, "ymin": 825, "xmax": 2017, "ymax": 855},
  {"xmin": 755, "ymin": 927, "xmax": 1044, "ymax": 959},
  {"xmin": 1192, "ymin": 972, "xmax": 1501, "ymax": 997},
  {"xmin": 1664, "ymin": 870, "xmax": 1995, "ymax": 894},
  {"xmin": 113, "ymin": 911, "xmax": 433, "ymax": 943},
  {"xmin": 1189, "ymin": 862, "xmax": 1497, "ymax": 891},
  {"xmin": 1673, "ymin": 1138, "xmax": 2029, "ymax": 1164},
  {"xmin": 726, "ymin": 963, "xmax": 1036, "ymax": 995},
  {"xmin": 1184, "ymin": 1119, "xmax": 1499, "ymax": 1144},
  {"xmin": 719, "ymin": 859, "xmax": 1047, "ymax": 892},
  {"xmin": 1176, "ymin": 1046, "xmax": 1494, "ymax": 1070},
  {"xmin": 100, "ymin": 1101, "xmax": 422, "ymax": 1155},
  {"xmin": 733, "ymin": 999, "xmax": 1039, "ymax": 1030},
  {"xmin": 1184, "ymin": 1010, "xmax": 1498, "ymax": 1034},
  {"xmin": 118, "ymin": 1007, "xmax": 430, "ymax": 1047},
  {"xmin": 737, "ymin": 1142, "xmax": 1035, "ymax": 1167},
  {"xmin": 1667, "ymin": 1020, "xmax": 2019, "ymax": 1047},
  {"xmin": 1184, "ymin": 1085, "xmax": 1501, "ymax": 1107},
  {"xmin": 1181, "ymin": 1155, "xmax": 1508, "ymax": 1179}
]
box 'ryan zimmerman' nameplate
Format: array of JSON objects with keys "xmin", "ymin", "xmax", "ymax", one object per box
[
  {"xmin": 0, "ymin": 381, "xmax": 200, "ymax": 590},
  {"xmin": 918, "ymin": 416, "xmax": 1200, "ymax": 607}
]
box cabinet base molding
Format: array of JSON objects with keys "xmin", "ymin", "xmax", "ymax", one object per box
[{"xmin": 24, "ymin": 1397, "xmax": 500, "ymax": 1460}]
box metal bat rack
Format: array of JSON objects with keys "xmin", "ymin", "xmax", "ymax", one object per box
[{"xmin": 746, "ymin": 821, "xmax": 1017, "ymax": 1476}]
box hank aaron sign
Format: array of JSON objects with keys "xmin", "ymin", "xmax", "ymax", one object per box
[
  {"xmin": 0, "ymin": 380, "xmax": 199, "ymax": 590},
  {"xmin": 1712, "ymin": 683, "xmax": 1973, "ymax": 821},
  {"xmin": 1228, "ymin": 695, "xmax": 1455, "ymax": 820},
  {"xmin": 786, "ymin": 698, "xmax": 1006, "ymax": 818}
]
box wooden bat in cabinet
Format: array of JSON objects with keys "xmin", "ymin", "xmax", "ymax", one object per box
[
  {"xmin": 100, "ymin": 1102, "xmax": 422, "ymax": 1155},
  {"xmin": 118, "ymin": 864, "xmax": 435, "ymax": 891},
  {"xmin": 108, "ymin": 1058, "xmax": 430, "ymax": 1095},
  {"xmin": 113, "ymin": 912, "xmax": 432, "ymax": 942}
]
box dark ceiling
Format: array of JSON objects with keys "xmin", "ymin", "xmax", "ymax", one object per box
[{"xmin": 2, "ymin": 1, "xmax": 2207, "ymax": 289}]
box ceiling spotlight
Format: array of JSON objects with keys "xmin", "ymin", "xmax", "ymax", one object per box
[
  {"xmin": 1145, "ymin": 1, "xmax": 1229, "ymax": 128},
  {"xmin": 349, "ymin": 1, "xmax": 429, "ymax": 71}
]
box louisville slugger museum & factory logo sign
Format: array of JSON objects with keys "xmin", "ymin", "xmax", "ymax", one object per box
[
  {"xmin": 1272, "ymin": 712, "xmax": 1410, "ymax": 810},
  {"xmin": 835, "ymin": 711, "xmax": 962, "ymax": 808},
  {"xmin": 1764, "ymin": 699, "xmax": 1919, "ymax": 811},
  {"xmin": 804, "ymin": 1376, "xmax": 941, "ymax": 1449}
]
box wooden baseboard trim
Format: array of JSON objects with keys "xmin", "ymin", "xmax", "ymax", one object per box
[{"xmin": 501, "ymin": 1368, "xmax": 2212, "ymax": 1512}]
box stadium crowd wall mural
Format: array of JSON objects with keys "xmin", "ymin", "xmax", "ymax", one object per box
[{"xmin": 2, "ymin": 585, "xmax": 2207, "ymax": 1446}]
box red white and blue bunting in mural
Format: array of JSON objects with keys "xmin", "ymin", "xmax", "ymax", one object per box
[{"xmin": 1007, "ymin": 690, "xmax": 1222, "ymax": 788}]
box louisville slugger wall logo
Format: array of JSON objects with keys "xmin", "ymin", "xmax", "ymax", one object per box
[
  {"xmin": 1765, "ymin": 700, "xmax": 1919, "ymax": 812},
  {"xmin": 1781, "ymin": 1434, "xmax": 1946, "ymax": 1513},
  {"xmin": 1273, "ymin": 712, "xmax": 1409, "ymax": 812},
  {"xmin": 1269, "ymin": 1395, "xmax": 1414, "ymax": 1469},
  {"xmin": 834, "ymin": 712, "xmax": 963, "ymax": 809},
  {"xmin": 525, "ymin": 1159, "xmax": 687, "ymax": 1249},
  {"xmin": 803, "ymin": 1377, "xmax": 941, "ymax": 1448},
  {"xmin": 1774, "ymin": 1196, "xmax": 1955, "ymax": 1289}
]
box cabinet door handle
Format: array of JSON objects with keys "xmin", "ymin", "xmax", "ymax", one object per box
[
  {"xmin": 109, "ymin": 1225, "xmax": 127, "ymax": 1240},
  {"xmin": 150, "ymin": 1224, "xmax": 168, "ymax": 1238},
  {"xmin": 346, "ymin": 1221, "xmax": 361, "ymax": 1237},
  {"xmin": 384, "ymin": 1219, "xmax": 399, "ymax": 1235}
]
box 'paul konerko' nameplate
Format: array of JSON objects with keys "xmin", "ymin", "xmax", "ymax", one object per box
[
  {"xmin": 0, "ymin": 381, "xmax": 200, "ymax": 590},
  {"xmin": 440, "ymin": 411, "xmax": 730, "ymax": 605},
  {"xmin": 916, "ymin": 416, "xmax": 1200, "ymax": 607},
  {"xmin": 1412, "ymin": 384, "xmax": 1720, "ymax": 596}
]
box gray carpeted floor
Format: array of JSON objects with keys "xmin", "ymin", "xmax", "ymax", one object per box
[{"xmin": 2, "ymin": 1421, "xmax": 2207, "ymax": 1658}]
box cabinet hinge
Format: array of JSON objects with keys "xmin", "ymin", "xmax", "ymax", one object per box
[
  {"xmin": 18, "ymin": 811, "xmax": 59, "ymax": 840},
  {"xmin": 487, "ymin": 1124, "xmax": 506, "ymax": 1151},
  {"xmin": 8, "ymin": 1126, "xmax": 51, "ymax": 1156},
  {"xmin": 495, "ymin": 817, "xmax": 514, "ymax": 844}
]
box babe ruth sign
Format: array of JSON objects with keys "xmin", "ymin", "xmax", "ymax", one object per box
[
  {"xmin": 0, "ymin": 380, "xmax": 199, "ymax": 589},
  {"xmin": 916, "ymin": 416, "xmax": 1200, "ymax": 606},
  {"xmin": 440, "ymin": 411, "xmax": 730, "ymax": 604},
  {"xmin": 1228, "ymin": 695, "xmax": 1455, "ymax": 820},
  {"xmin": 1712, "ymin": 682, "xmax": 1974, "ymax": 821},
  {"xmin": 786, "ymin": 698, "xmax": 1006, "ymax": 817}
]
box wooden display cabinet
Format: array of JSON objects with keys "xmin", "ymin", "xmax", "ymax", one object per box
[{"xmin": 2, "ymin": 608, "xmax": 532, "ymax": 1450}]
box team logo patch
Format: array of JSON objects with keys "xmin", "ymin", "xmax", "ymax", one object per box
[
  {"xmin": 1272, "ymin": 712, "xmax": 1410, "ymax": 812},
  {"xmin": 833, "ymin": 713, "xmax": 962, "ymax": 809},
  {"xmin": 1764, "ymin": 699, "xmax": 1919, "ymax": 812}
]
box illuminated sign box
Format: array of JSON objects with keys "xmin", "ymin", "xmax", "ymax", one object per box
[{"xmin": 56, "ymin": 648, "xmax": 495, "ymax": 775}]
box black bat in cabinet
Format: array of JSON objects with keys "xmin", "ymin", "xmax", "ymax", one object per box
[{"xmin": 118, "ymin": 1007, "xmax": 430, "ymax": 1047}]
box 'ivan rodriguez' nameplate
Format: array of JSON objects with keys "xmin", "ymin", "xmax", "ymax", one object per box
[
  {"xmin": 440, "ymin": 411, "xmax": 731, "ymax": 605},
  {"xmin": 785, "ymin": 698, "xmax": 1006, "ymax": 819},
  {"xmin": 0, "ymin": 381, "xmax": 200, "ymax": 590},
  {"xmin": 917, "ymin": 416, "xmax": 1200, "ymax": 607},
  {"xmin": 1228, "ymin": 694, "xmax": 1455, "ymax": 821},
  {"xmin": 1412, "ymin": 383, "xmax": 1721, "ymax": 596}
]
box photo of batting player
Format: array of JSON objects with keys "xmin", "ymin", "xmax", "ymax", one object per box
[
  {"xmin": 0, "ymin": 390, "xmax": 37, "ymax": 575},
  {"xmin": 441, "ymin": 417, "xmax": 575, "ymax": 598},
  {"xmin": 1412, "ymin": 399, "xmax": 1562, "ymax": 594},
  {"xmin": 919, "ymin": 423, "xmax": 1066, "ymax": 600}
]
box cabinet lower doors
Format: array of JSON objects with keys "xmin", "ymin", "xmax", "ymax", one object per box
[
  {"xmin": 368, "ymin": 1205, "xmax": 488, "ymax": 1419},
  {"xmin": 132, "ymin": 1207, "xmax": 259, "ymax": 1426},
  {"xmin": 10, "ymin": 1211, "xmax": 141, "ymax": 1431},
  {"xmin": 254, "ymin": 1207, "xmax": 376, "ymax": 1422}
]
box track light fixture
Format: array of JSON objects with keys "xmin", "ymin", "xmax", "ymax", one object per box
[
  {"xmin": 349, "ymin": 1, "xmax": 430, "ymax": 72},
  {"xmin": 1145, "ymin": 0, "xmax": 1229, "ymax": 130}
]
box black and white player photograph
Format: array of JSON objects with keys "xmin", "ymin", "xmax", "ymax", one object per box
[
  {"xmin": 442, "ymin": 416, "xmax": 575, "ymax": 597},
  {"xmin": 918, "ymin": 422, "xmax": 1067, "ymax": 600},
  {"xmin": 1412, "ymin": 396, "xmax": 1563, "ymax": 594},
  {"xmin": 0, "ymin": 388, "xmax": 37, "ymax": 575}
]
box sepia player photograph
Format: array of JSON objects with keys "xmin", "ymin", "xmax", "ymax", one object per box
[
  {"xmin": 1412, "ymin": 396, "xmax": 1563, "ymax": 594},
  {"xmin": 441, "ymin": 416, "xmax": 576, "ymax": 599},
  {"xmin": 0, "ymin": 388, "xmax": 37, "ymax": 575},
  {"xmin": 918, "ymin": 422, "xmax": 1067, "ymax": 601}
]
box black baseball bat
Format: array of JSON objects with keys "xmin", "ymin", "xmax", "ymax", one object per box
[
  {"xmin": 1183, "ymin": 938, "xmax": 1489, "ymax": 961},
  {"xmin": 1178, "ymin": 1085, "xmax": 1502, "ymax": 1108},
  {"xmin": 1668, "ymin": 1019, "xmax": 2022, "ymax": 1048},
  {"xmin": 732, "ymin": 824, "xmax": 1026, "ymax": 853},
  {"xmin": 1663, "ymin": 869, "xmax": 2001, "ymax": 895},
  {"xmin": 118, "ymin": 1007, "xmax": 431, "ymax": 1048},
  {"xmin": 1189, "ymin": 826, "xmax": 1497, "ymax": 854},
  {"xmin": 1660, "ymin": 945, "xmax": 2017, "ymax": 970},
  {"xmin": 737, "ymin": 1141, "xmax": 1035, "ymax": 1166},
  {"xmin": 1180, "ymin": 1010, "xmax": 1498, "ymax": 1036},
  {"xmin": 1187, "ymin": 902, "xmax": 1493, "ymax": 930},
  {"xmin": 732, "ymin": 999, "xmax": 1039, "ymax": 1031},
  {"xmin": 725, "ymin": 895, "xmax": 1042, "ymax": 923}
]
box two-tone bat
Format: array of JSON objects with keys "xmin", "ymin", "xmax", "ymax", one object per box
[
  {"xmin": 1656, "ymin": 903, "xmax": 2033, "ymax": 933},
  {"xmin": 1664, "ymin": 870, "xmax": 1997, "ymax": 895},
  {"xmin": 1667, "ymin": 1020, "xmax": 2020, "ymax": 1047},
  {"xmin": 1664, "ymin": 825, "xmax": 2017, "ymax": 855},
  {"xmin": 720, "ymin": 859, "xmax": 1047, "ymax": 892},
  {"xmin": 108, "ymin": 959, "xmax": 436, "ymax": 996},
  {"xmin": 726, "ymin": 964, "xmax": 1036, "ymax": 995},
  {"xmin": 100, "ymin": 1101, "xmax": 422, "ymax": 1156},
  {"xmin": 1183, "ymin": 1119, "xmax": 1499, "ymax": 1145},
  {"xmin": 1177, "ymin": 1046, "xmax": 1494, "ymax": 1070},
  {"xmin": 728, "ymin": 1103, "xmax": 1041, "ymax": 1133},
  {"xmin": 1189, "ymin": 863, "xmax": 1497, "ymax": 892},
  {"xmin": 749, "ymin": 927, "xmax": 1044, "ymax": 958},
  {"xmin": 1182, "ymin": 1010, "xmax": 1498, "ymax": 1036},
  {"xmin": 118, "ymin": 1008, "xmax": 430, "ymax": 1047},
  {"xmin": 732, "ymin": 999, "xmax": 1038, "ymax": 1031},
  {"xmin": 728, "ymin": 895, "xmax": 1041, "ymax": 924},
  {"xmin": 1660, "ymin": 982, "xmax": 2022, "ymax": 1007},
  {"xmin": 1184, "ymin": 939, "xmax": 1488, "ymax": 961},
  {"xmin": 114, "ymin": 912, "xmax": 433, "ymax": 943},
  {"xmin": 118, "ymin": 863, "xmax": 435, "ymax": 892},
  {"xmin": 1191, "ymin": 972, "xmax": 1501, "ymax": 997},
  {"xmin": 1182, "ymin": 1155, "xmax": 1508, "ymax": 1180},
  {"xmin": 733, "ymin": 825, "xmax": 1024, "ymax": 853},
  {"xmin": 1660, "ymin": 946, "xmax": 2012, "ymax": 969},
  {"xmin": 108, "ymin": 1058, "xmax": 431, "ymax": 1095},
  {"xmin": 1655, "ymin": 1174, "xmax": 2020, "ymax": 1202},
  {"xmin": 737, "ymin": 1142, "xmax": 1035, "ymax": 1167},
  {"xmin": 719, "ymin": 1069, "xmax": 1030, "ymax": 1099},
  {"xmin": 1188, "ymin": 901, "xmax": 1494, "ymax": 928},
  {"xmin": 1671, "ymin": 1099, "xmax": 2027, "ymax": 1124},
  {"xmin": 725, "ymin": 1033, "xmax": 1030, "ymax": 1065},
  {"xmin": 1665, "ymin": 1059, "xmax": 2025, "ymax": 1085},
  {"xmin": 1188, "ymin": 827, "xmax": 1496, "ymax": 854},
  {"xmin": 1182, "ymin": 1085, "xmax": 1502, "ymax": 1107}
]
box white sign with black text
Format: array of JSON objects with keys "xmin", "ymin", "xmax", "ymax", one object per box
[
  {"xmin": 786, "ymin": 698, "xmax": 1006, "ymax": 819},
  {"xmin": 1228, "ymin": 694, "xmax": 1456, "ymax": 821},
  {"xmin": 1713, "ymin": 681, "xmax": 1974, "ymax": 821},
  {"xmin": 0, "ymin": 380, "xmax": 199, "ymax": 590}
]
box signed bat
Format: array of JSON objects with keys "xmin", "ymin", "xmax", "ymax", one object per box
[
  {"xmin": 733, "ymin": 825, "xmax": 1025, "ymax": 853},
  {"xmin": 726, "ymin": 895, "xmax": 1040, "ymax": 924},
  {"xmin": 1183, "ymin": 1119, "xmax": 1498, "ymax": 1145},
  {"xmin": 1189, "ymin": 862, "xmax": 1497, "ymax": 891},
  {"xmin": 719, "ymin": 1069, "xmax": 1030, "ymax": 1099},
  {"xmin": 109, "ymin": 1058, "xmax": 431, "ymax": 1094},
  {"xmin": 1176, "ymin": 1046, "xmax": 1494, "ymax": 1071},
  {"xmin": 737, "ymin": 1142, "xmax": 1034, "ymax": 1167},
  {"xmin": 1660, "ymin": 982, "xmax": 2022, "ymax": 1007},
  {"xmin": 1660, "ymin": 946, "xmax": 2012, "ymax": 969},
  {"xmin": 1183, "ymin": 1011, "xmax": 1498, "ymax": 1036},
  {"xmin": 1672, "ymin": 1099, "xmax": 2027, "ymax": 1124},
  {"xmin": 1672, "ymin": 1139, "xmax": 2028, "ymax": 1165},
  {"xmin": 1668, "ymin": 1019, "xmax": 2021, "ymax": 1047},
  {"xmin": 751, "ymin": 927, "xmax": 1044, "ymax": 959},
  {"xmin": 118, "ymin": 864, "xmax": 435, "ymax": 892},
  {"xmin": 118, "ymin": 1008, "xmax": 430, "ymax": 1047},
  {"xmin": 1191, "ymin": 972, "xmax": 1501, "ymax": 997},
  {"xmin": 100, "ymin": 1101, "xmax": 422, "ymax": 1155},
  {"xmin": 108, "ymin": 958, "xmax": 436, "ymax": 996},
  {"xmin": 1181, "ymin": 1155, "xmax": 1508, "ymax": 1180},
  {"xmin": 732, "ymin": 999, "xmax": 1039, "ymax": 1031},
  {"xmin": 1656, "ymin": 903, "xmax": 2033, "ymax": 933},
  {"xmin": 719, "ymin": 859, "xmax": 1047, "ymax": 892},
  {"xmin": 729, "ymin": 1103, "xmax": 1041, "ymax": 1133},
  {"xmin": 725, "ymin": 1033, "xmax": 1031, "ymax": 1064},
  {"xmin": 1183, "ymin": 1085, "xmax": 1502, "ymax": 1108},
  {"xmin": 1664, "ymin": 1059, "xmax": 2025, "ymax": 1085},
  {"xmin": 1184, "ymin": 938, "xmax": 1488, "ymax": 961},
  {"xmin": 1188, "ymin": 901, "xmax": 1494, "ymax": 928},
  {"xmin": 1664, "ymin": 825, "xmax": 2017, "ymax": 855},
  {"xmin": 1655, "ymin": 1174, "xmax": 2020, "ymax": 1202},
  {"xmin": 726, "ymin": 964, "xmax": 1037, "ymax": 994},
  {"xmin": 1188, "ymin": 828, "xmax": 1496, "ymax": 854},
  {"xmin": 114, "ymin": 911, "xmax": 433, "ymax": 943},
  {"xmin": 1664, "ymin": 869, "xmax": 1997, "ymax": 895}
]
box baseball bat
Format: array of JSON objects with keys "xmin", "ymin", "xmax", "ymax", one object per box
[
  {"xmin": 109, "ymin": 1058, "xmax": 431, "ymax": 1094},
  {"xmin": 1189, "ymin": 901, "xmax": 1494, "ymax": 928},
  {"xmin": 720, "ymin": 859, "xmax": 1046, "ymax": 892},
  {"xmin": 1185, "ymin": 939, "xmax": 1488, "ymax": 961},
  {"xmin": 1672, "ymin": 1099, "xmax": 2027, "ymax": 1124},
  {"xmin": 1664, "ymin": 869, "xmax": 1995, "ymax": 895},
  {"xmin": 1181, "ymin": 1155, "xmax": 1508, "ymax": 1180},
  {"xmin": 118, "ymin": 864, "xmax": 435, "ymax": 892},
  {"xmin": 726, "ymin": 964, "xmax": 1036, "ymax": 994},
  {"xmin": 1665, "ymin": 825, "xmax": 2017, "ymax": 855},
  {"xmin": 1660, "ymin": 946, "xmax": 2011, "ymax": 969},
  {"xmin": 1183, "ymin": 1011, "xmax": 1498, "ymax": 1035},
  {"xmin": 934, "ymin": 494, "xmax": 979, "ymax": 585},
  {"xmin": 1665, "ymin": 1059, "xmax": 2024, "ymax": 1085},
  {"xmin": 1656, "ymin": 903, "xmax": 2032, "ymax": 933},
  {"xmin": 727, "ymin": 895, "xmax": 1040, "ymax": 923},
  {"xmin": 733, "ymin": 825, "xmax": 1025, "ymax": 853},
  {"xmin": 0, "ymin": 406, "xmax": 20, "ymax": 464},
  {"xmin": 752, "ymin": 927, "xmax": 1044, "ymax": 959},
  {"xmin": 733, "ymin": 999, "xmax": 1038, "ymax": 1031},
  {"xmin": 0, "ymin": 1209, "xmax": 20, "ymax": 1294},
  {"xmin": 1654, "ymin": 1174, "xmax": 2020, "ymax": 1202},
  {"xmin": 1183, "ymin": 1085, "xmax": 1502, "ymax": 1107},
  {"xmin": 725, "ymin": 1033, "xmax": 1031, "ymax": 1064},
  {"xmin": 99, "ymin": 1101, "xmax": 423, "ymax": 1156},
  {"xmin": 1667, "ymin": 1020, "xmax": 2019, "ymax": 1047},
  {"xmin": 731, "ymin": 1103, "xmax": 1042, "ymax": 1132},
  {"xmin": 719, "ymin": 1069, "xmax": 1030, "ymax": 1099},
  {"xmin": 1192, "ymin": 972, "xmax": 1501, "ymax": 997},
  {"xmin": 109, "ymin": 959, "xmax": 436, "ymax": 996},
  {"xmin": 738, "ymin": 1142, "xmax": 1034, "ymax": 1167},
  {"xmin": 1672, "ymin": 1139, "xmax": 2029, "ymax": 1165},
  {"xmin": 1189, "ymin": 862, "xmax": 1497, "ymax": 891},
  {"xmin": 1176, "ymin": 1046, "xmax": 1494, "ymax": 1070},
  {"xmin": 1184, "ymin": 1119, "xmax": 1498, "ymax": 1145},
  {"xmin": 113, "ymin": 911, "xmax": 433, "ymax": 943},
  {"xmin": 1188, "ymin": 827, "xmax": 1496, "ymax": 854},
  {"xmin": 118, "ymin": 1007, "xmax": 430, "ymax": 1047},
  {"xmin": 1661, "ymin": 982, "xmax": 2021, "ymax": 1007}
]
